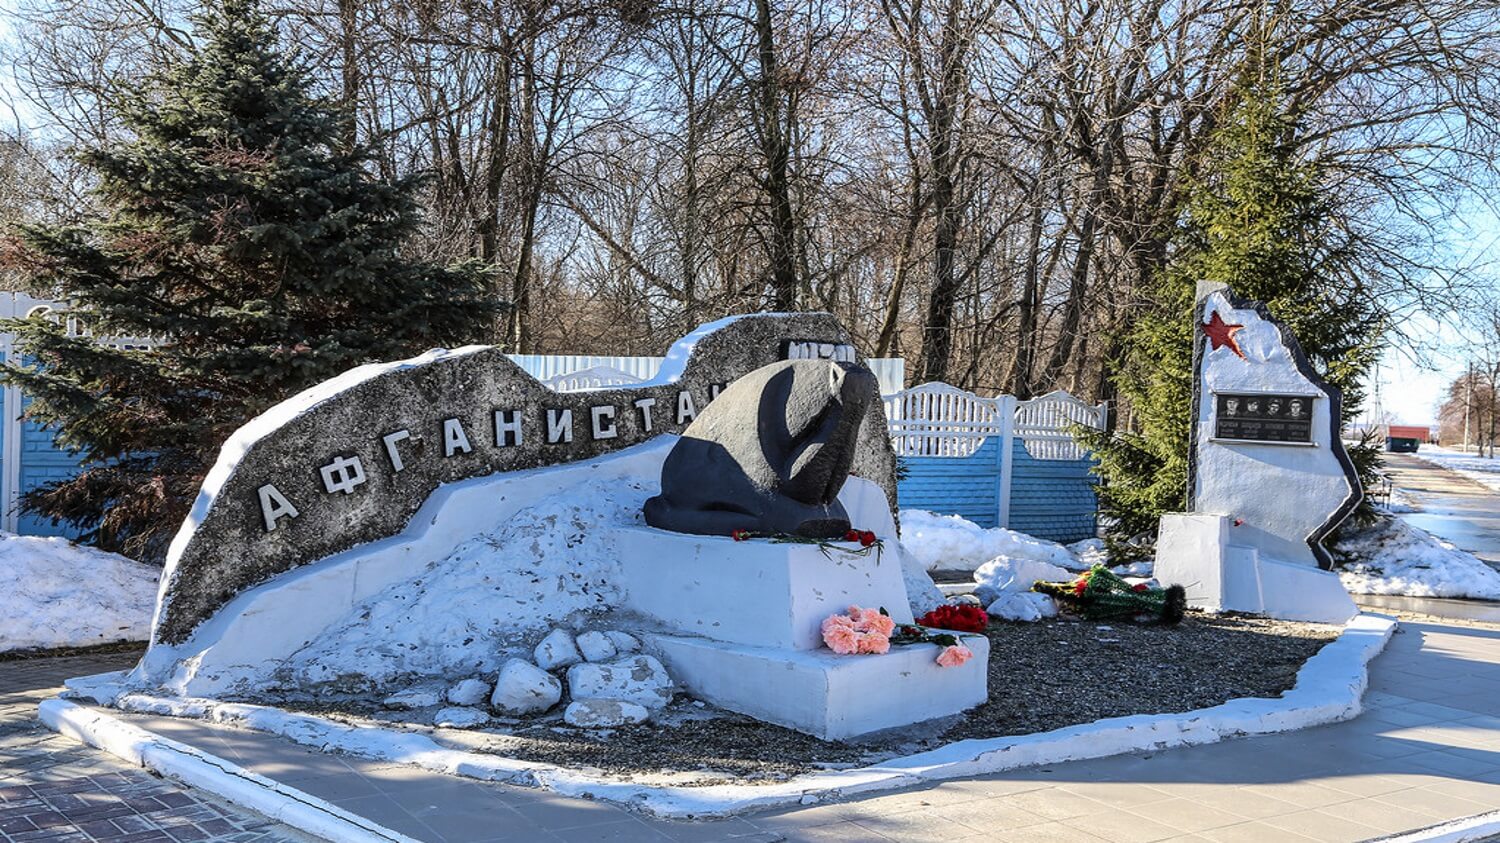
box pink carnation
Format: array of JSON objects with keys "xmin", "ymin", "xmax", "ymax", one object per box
[
  {"xmin": 856, "ymin": 631, "xmax": 890, "ymax": 654},
  {"xmin": 822, "ymin": 613, "xmax": 856, "ymax": 633},
  {"xmin": 936, "ymin": 644, "xmax": 973, "ymax": 668},
  {"xmin": 855, "ymin": 607, "xmax": 896, "ymax": 637},
  {"xmin": 823, "ymin": 622, "xmax": 861, "ymax": 654}
]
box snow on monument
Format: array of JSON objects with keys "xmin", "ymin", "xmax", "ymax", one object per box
[{"xmin": 1155, "ymin": 284, "xmax": 1361, "ymax": 624}]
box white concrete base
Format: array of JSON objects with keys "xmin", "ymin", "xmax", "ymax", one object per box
[
  {"xmin": 1156, "ymin": 513, "xmax": 1357, "ymax": 624},
  {"xmin": 647, "ymin": 633, "xmax": 989, "ymax": 741},
  {"xmin": 616, "ymin": 524, "xmax": 913, "ymax": 651}
]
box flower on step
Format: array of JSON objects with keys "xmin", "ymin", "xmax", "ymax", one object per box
[
  {"xmin": 822, "ymin": 618, "xmax": 860, "ymax": 654},
  {"xmin": 844, "ymin": 529, "xmax": 860, "ymax": 542},
  {"xmin": 918, "ymin": 604, "xmax": 990, "ymax": 633},
  {"xmin": 854, "ymin": 606, "xmax": 896, "ymax": 637},
  {"xmin": 858, "ymin": 530, "xmax": 878, "ymax": 547},
  {"xmin": 936, "ymin": 644, "xmax": 973, "ymax": 668},
  {"xmin": 731, "ymin": 529, "xmax": 751, "ymax": 542},
  {"xmin": 821, "ymin": 605, "xmax": 892, "ymax": 655}
]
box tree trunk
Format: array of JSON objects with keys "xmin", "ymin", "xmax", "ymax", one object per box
[
  {"xmin": 917, "ymin": 0, "xmax": 966, "ymax": 384},
  {"xmin": 753, "ymin": 0, "xmax": 798, "ymax": 310}
]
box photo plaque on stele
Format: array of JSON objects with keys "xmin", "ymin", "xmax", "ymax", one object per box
[{"xmin": 1211, "ymin": 392, "xmax": 1317, "ymax": 445}]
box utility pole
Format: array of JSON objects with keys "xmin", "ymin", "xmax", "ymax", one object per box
[{"xmin": 1465, "ymin": 360, "xmax": 1474, "ymax": 452}]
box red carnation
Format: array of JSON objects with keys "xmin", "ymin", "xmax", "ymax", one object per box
[
  {"xmin": 844, "ymin": 530, "xmax": 860, "ymax": 542},
  {"xmin": 918, "ymin": 604, "xmax": 989, "ymax": 633},
  {"xmin": 731, "ymin": 529, "xmax": 750, "ymax": 542},
  {"xmin": 859, "ymin": 530, "xmax": 878, "ymax": 548},
  {"xmin": 1131, "ymin": 583, "xmax": 1149, "ymax": 593}
]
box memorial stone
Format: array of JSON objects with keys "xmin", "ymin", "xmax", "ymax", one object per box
[{"xmin": 1154, "ymin": 284, "xmax": 1361, "ymax": 623}]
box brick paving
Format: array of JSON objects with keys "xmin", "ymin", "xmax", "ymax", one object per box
[{"xmin": 0, "ymin": 649, "xmax": 315, "ymax": 843}]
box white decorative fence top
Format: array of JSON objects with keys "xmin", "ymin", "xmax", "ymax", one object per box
[
  {"xmin": 1015, "ymin": 390, "xmax": 1109, "ymax": 460},
  {"xmin": 884, "ymin": 382, "xmax": 1002, "ymax": 458},
  {"xmin": 884, "ymin": 383, "xmax": 1106, "ymax": 460},
  {"xmin": 541, "ymin": 365, "xmax": 646, "ymax": 392}
]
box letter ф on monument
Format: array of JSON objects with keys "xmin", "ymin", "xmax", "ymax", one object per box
[{"xmin": 644, "ymin": 359, "xmax": 878, "ymax": 539}]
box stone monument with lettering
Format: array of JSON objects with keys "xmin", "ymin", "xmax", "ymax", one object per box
[
  {"xmin": 124, "ymin": 312, "xmax": 982, "ymax": 741},
  {"xmin": 1154, "ymin": 284, "xmax": 1360, "ymax": 624}
]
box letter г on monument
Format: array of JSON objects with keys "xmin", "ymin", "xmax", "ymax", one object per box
[{"xmin": 148, "ymin": 313, "xmax": 899, "ymax": 647}]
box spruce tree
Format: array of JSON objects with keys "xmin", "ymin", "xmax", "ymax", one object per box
[
  {"xmin": 1084, "ymin": 63, "xmax": 1380, "ymax": 548},
  {"xmin": 0, "ymin": 0, "xmax": 500, "ymax": 560}
]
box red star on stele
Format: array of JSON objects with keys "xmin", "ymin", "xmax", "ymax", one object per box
[{"xmin": 1202, "ymin": 311, "xmax": 1246, "ymax": 359}]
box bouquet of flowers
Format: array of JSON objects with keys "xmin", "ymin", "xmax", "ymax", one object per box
[
  {"xmin": 821, "ymin": 606, "xmax": 979, "ymax": 668},
  {"xmin": 917, "ymin": 604, "xmax": 989, "ymax": 633},
  {"xmin": 731, "ymin": 528, "xmax": 883, "ymax": 560},
  {"xmin": 1033, "ymin": 565, "xmax": 1186, "ymax": 624}
]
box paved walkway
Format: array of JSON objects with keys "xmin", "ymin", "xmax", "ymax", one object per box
[
  {"xmin": 1383, "ymin": 452, "xmax": 1500, "ymax": 567},
  {"xmin": 79, "ymin": 617, "xmax": 1500, "ymax": 843},
  {"xmin": 0, "ymin": 650, "xmax": 314, "ymax": 843}
]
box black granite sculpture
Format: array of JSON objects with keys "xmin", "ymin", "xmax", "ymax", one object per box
[{"xmin": 643, "ymin": 359, "xmax": 878, "ymax": 539}]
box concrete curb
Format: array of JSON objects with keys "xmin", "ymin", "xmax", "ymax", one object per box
[
  {"xmin": 38, "ymin": 698, "xmax": 418, "ymax": 843},
  {"xmin": 1370, "ymin": 809, "xmax": 1500, "ymax": 843},
  {"xmin": 51, "ymin": 613, "xmax": 1398, "ymax": 820}
]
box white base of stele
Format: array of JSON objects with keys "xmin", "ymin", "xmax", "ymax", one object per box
[
  {"xmin": 647, "ymin": 633, "xmax": 990, "ymax": 741},
  {"xmin": 1155, "ymin": 513, "xmax": 1357, "ymax": 625},
  {"xmin": 616, "ymin": 506, "xmax": 989, "ymax": 741}
]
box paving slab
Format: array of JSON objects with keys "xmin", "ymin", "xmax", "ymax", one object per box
[{"xmin": 0, "ymin": 649, "xmax": 315, "ymax": 843}]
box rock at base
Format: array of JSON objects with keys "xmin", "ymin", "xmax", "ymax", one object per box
[
  {"xmin": 433, "ymin": 706, "xmax": 491, "ymax": 728},
  {"xmin": 563, "ymin": 698, "xmax": 650, "ymax": 728},
  {"xmin": 534, "ymin": 629, "xmax": 582, "ymax": 671},
  {"xmin": 491, "ymin": 658, "xmax": 563, "ymax": 715},
  {"xmin": 984, "ymin": 591, "xmax": 1058, "ymax": 623},
  {"xmin": 382, "ymin": 688, "xmax": 442, "ymax": 710},
  {"xmin": 566, "ymin": 655, "xmax": 674, "ymax": 710},
  {"xmin": 603, "ymin": 631, "xmax": 641, "ymax": 653},
  {"xmin": 446, "ymin": 678, "xmax": 490, "ymax": 707},
  {"xmin": 576, "ymin": 631, "xmax": 618, "ymax": 662}
]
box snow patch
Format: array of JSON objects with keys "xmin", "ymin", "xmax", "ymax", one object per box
[
  {"xmin": 898, "ymin": 509, "xmax": 1078, "ymax": 572},
  {"xmin": 1335, "ymin": 517, "xmax": 1500, "ymax": 600},
  {"xmin": 278, "ymin": 479, "xmax": 650, "ymax": 690},
  {"xmin": 0, "ymin": 534, "xmax": 159, "ymax": 652}
]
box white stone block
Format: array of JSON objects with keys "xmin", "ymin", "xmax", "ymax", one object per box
[
  {"xmin": 603, "ymin": 631, "xmax": 640, "ymax": 653},
  {"xmin": 491, "ymin": 658, "xmax": 562, "ymax": 715},
  {"xmin": 1156, "ymin": 513, "xmax": 1356, "ymax": 624},
  {"xmin": 576, "ymin": 631, "xmax": 617, "ymax": 663},
  {"xmin": 647, "ymin": 633, "xmax": 989, "ymax": 741},
  {"xmin": 564, "ymin": 699, "xmax": 650, "ymax": 728},
  {"xmin": 566, "ymin": 655, "xmax": 674, "ymax": 710},
  {"xmin": 534, "ymin": 629, "xmax": 582, "ymax": 671},
  {"xmin": 615, "ymin": 526, "xmax": 914, "ymax": 651},
  {"xmin": 446, "ymin": 678, "xmax": 490, "ymax": 707}
]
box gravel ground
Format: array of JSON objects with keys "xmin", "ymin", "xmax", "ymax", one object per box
[{"xmin": 291, "ymin": 612, "xmax": 1338, "ymax": 786}]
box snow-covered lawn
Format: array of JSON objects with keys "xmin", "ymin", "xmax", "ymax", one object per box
[
  {"xmin": 1409, "ymin": 445, "xmax": 1500, "ymax": 493},
  {"xmin": 898, "ymin": 509, "xmax": 1094, "ymax": 572},
  {"xmin": 1334, "ymin": 517, "xmax": 1500, "ymax": 601},
  {"xmin": 0, "ymin": 534, "xmax": 159, "ymax": 652}
]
